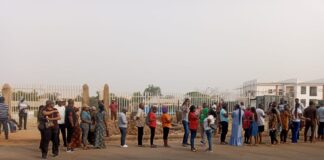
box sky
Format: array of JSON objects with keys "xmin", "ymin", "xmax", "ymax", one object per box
[{"xmin": 1, "ymin": 0, "xmax": 324, "ymax": 94}]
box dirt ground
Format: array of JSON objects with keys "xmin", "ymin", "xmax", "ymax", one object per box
[{"xmin": 1, "ymin": 129, "xmax": 324, "ymax": 160}]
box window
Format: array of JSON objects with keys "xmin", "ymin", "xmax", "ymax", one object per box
[
  {"xmin": 310, "ymin": 87, "xmax": 317, "ymax": 96},
  {"xmin": 268, "ymin": 89, "xmax": 273, "ymax": 94},
  {"xmin": 278, "ymin": 89, "xmax": 283, "ymax": 96},
  {"xmin": 301, "ymin": 86, "xmax": 306, "ymax": 95}
]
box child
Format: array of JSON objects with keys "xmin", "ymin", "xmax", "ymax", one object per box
[
  {"xmin": 189, "ymin": 105, "xmax": 199, "ymax": 152},
  {"xmin": 149, "ymin": 106, "xmax": 157, "ymax": 148},
  {"xmin": 161, "ymin": 105, "xmax": 172, "ymax": 147},
  {"xmin": 204, "ymin": 110, "xmax": 215, "ymax": 152}
]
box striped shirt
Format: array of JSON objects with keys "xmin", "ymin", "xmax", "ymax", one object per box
[{"xmin": 0, "ymin": 103, "xmax": 9, "ymax": 120}]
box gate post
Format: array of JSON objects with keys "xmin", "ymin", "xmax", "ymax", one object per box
[
  {"xmin": 2, "ymin": 84, "xmax": 12, "ymax": 116},
  {"xmin": 103, "ymin": 84, "xmax": 109, "ymax": 112},
  {"xmin": 82, "ymin": 84, "xmax": 90, "ymax": 107}
]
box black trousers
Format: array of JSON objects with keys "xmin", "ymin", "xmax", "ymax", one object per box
[
  {"xmin": 58, "ymin": 124, "xmax": 67, "ymax": 146},
  {"xmin": 220, "ymin": 121, "xmax": 228, "ymax": 142},
  {"xmin": 39, "ymin": 129, "xmax": 45, "ymax": 150},
  {"xmin": 304, "ymin": 121, "xmax": 315, "ymax": 141},
  {"xmin": 280, "ymin": 129, "xmax": 288, "ymax": 142},
  {"xmin": 150, "ymin": 127, "xmax": 155, "ymax": 145},
  {"xmin": 66, "ymin": 127, "xmax": 74, "ymax": 144},
  {"xmin": 41, "ymin": 127, "xmax": 59, "ymax": 158},
  {"xmin": 19, "ymin": 112, "xmax": 27, "ymax": 130},
  {"xmin": 163, "ymin": 127, "xmax": 170, "ymax": 140},
  {"xmin": 137, "ymin": 127, "xmax": 144, "ymax": 145},
  {"xmin": 244, "ymin": 128, "xmax": 251, "ymax": 143},
  {"xmin": 270, "ymin": 130, "xmax": 278, "ymax": 144}
]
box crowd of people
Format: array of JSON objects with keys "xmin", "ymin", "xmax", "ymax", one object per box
[{"xmin": 1, "ymin": 96, "xmax": 324, "ymax": 160}]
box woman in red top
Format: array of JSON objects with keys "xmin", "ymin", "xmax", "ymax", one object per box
[
  {"xmin": 149, "ymin": 106, "xmax": 157, "ymax": 148},
  {"xmin": 189, "ymin": 105, "xmax": 199, "ymax": 152},
  {"xmin": 243, "ymin": 107, "xmax": 252, "ymax": 144}
]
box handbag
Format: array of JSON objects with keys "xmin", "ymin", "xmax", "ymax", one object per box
[{"xmin": 45, "ymin": 113, "xmax": 55, "ymax": 128}]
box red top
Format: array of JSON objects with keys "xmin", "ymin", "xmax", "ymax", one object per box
[
  {"xmin": 189, "ymin": 112, "xmax": 199, "ymax": 130},
  {"xmin": 109, "ymin": 103, "xmax": 118, "ymax": 113},
  {"xmin": 44, "ymin": 107, "xmax": 59, "ymax": 128},
  {"xmin": 243, "ymin": 111, "xmax": 252, "ymax": 129},
  {"xmin": 149, "ymin": 112, "xmax": 157, "ymax": 128}
]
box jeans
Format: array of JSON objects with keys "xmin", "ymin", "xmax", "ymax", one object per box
[
  {"xmin": 58, "ymin": 124, "xmax": 67, "ymax": 146},
  {"xmin": 137, "ymin": 127, "xmax": 144, "ymax": 145},
  {"xmin": 270, "ymin": 130, "xmax": 278, "ymax": 144},
  {"xmin": 190, "ymin": 129, "xmax": 197, "ymax": 149},
  {"xmin": 244, "ymin": 128, "xmax": 251, "ymax": 143},
  {"xmin": 182, "ymin": 120, "xmax": 189, "ymax": 144},
  {"xmin": 120, "ymin": 127, "xmax": 127, "ymax": 146},
  {"xmin": 19, "ymin": 112, "xmax": 27, "ymax": 130},
  {"xmin": 41, "ymin": 127, "xmax": 59, "ymax": 158},
  {"xmin": 163, "ymin": 127, "xmax": 170, "ymax": 140},
  {"xmin": 81, "ymin": 123, "xmax": 90, "ymax": 146},
  {"xmin": 0, "ymin": 119, "xmax": 9, "ymax": 139},
  {"xmin": 206, "ymin": 129, "xmax": 213, "ymax": 151},
  {"xmin": 150, "ymin": 127, "xmax": 155, "ymax": 145},
  {"xmin": 304, "ymin": 121, "xmax": 315, "ymax": 142},
  {"xmin": 292, "ymin": 122, "xmax": 300, "ymax": 143},
  {"xmin": 220, "ymin": 121, "xmax": 228, "ymax": 143}
]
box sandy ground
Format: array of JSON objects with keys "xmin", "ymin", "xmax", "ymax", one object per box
[{"xmin": 1, "ymin": 129, "xmax": 324, "ymax": 160}]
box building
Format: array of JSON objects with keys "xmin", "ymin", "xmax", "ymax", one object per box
[{"xmin": 241, "ymin": 78, "xmax": 324, "ymax": 107}]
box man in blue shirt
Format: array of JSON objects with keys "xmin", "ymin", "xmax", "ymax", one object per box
[
  {"xmin": 0, "ymin": 96, "xmax": 9, "ymax": 140},
  {"xmin": 220, "ymin": 103, "xmax": 229, "ymax": 144}
]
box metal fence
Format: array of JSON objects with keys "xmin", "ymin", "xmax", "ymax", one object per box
[
  {"xmin": 107, "ymin": 92, "xmax": 238, "ymax": 115},
  {"xmin": 8, "ymin": 84, "xmax": 82, "ymax": 120}
]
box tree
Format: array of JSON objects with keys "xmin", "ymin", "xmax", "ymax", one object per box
[
  {"xmin": 131, "ymin": 92, "xmax": 144, "ymax": 104},
  {"xmin": 144, "ymin": 84, "xmax": 162, "ymax": 96},
  {"xmin": 186, "ymin": 91, "xmax": 212, "ymax": 106}
]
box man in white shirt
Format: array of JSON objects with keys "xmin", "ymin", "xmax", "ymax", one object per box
[
  {"xmin": 18, "ymin": 97, "xmax": 29, "ymax": 130},
  {"xmin": 240, "ymin": 102, "xmax": 246, "ymax": 111},
  {"xmin": 256, "ymin": 104, "xmax": 265, "ymax": 144},
  {"xmin": 54, "ymin": 99, "xmax": 67, "ymax": 147},
  {"xmin": 135, "ymin": 103, "xmax": 145, "ymax": 147},
  {"xmin": 291, "ymin": 104, "xmax": 303, "ymax": 143}
]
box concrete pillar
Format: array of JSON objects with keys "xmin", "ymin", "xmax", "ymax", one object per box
[
  {"xmin": 2, "ymin": 84, "xmax": 12, "ymax": 116},
  {"xmin": 82, "ymin": 84, "xmax": 90, "ymax": 107},
  {"xmin": 103, "ymin": 84, "xmax": 109, "ymax": 111},
  {"xmin": 323, "ymin": 85, "xmax": 324, "ymax": 100}
]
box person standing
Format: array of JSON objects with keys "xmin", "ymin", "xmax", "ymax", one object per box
[
  {"xmin": 0, "ymin": 96, "xmax": 9, "ymax": 140},
  {"xmin": 41, "ymin": 100, "xmax": 60, "ymax": 159},
  {"xmin": 161, "ymin": 105, "xmax": 172, "ymax": 147},
  {"xmin": 204, "ymin": 110, "xmax": 215, "ymax": 152},
  {"xmin": 220, "ymin": 104, "xmax": 229, "ymax": 144},
  {"xmin": 181, "ymin": 98, "xmax": 190, "ymax": 147},
  {"xmin": 18, "ymin": 97, "xmax": 29, "ymax": 130},
  {"xmin": 243, "ymin": 106, "xmax": 252, "ymax": 144},
  {"xmin": 88, "ymin": 106, "xmax": 97, "ymax": 146},
  {"xmin": 68, "ymin": 107, "xmax": 82, "ymax": 150},
  {"xmin": 199, "ymin": 106, "xmax": 209, "ymax": 145},
  {"xmin": 135, "ymin": 103, "xmax": 145, "ymax": 147},
  {"xmin": 230, "ymin": 104, "xmax": 244, "ymax": 146},
  {"xmin": 250, "ymin": 107, "xmax": 259, "ymax": 146},
  {"xmin": 94, "ymin": 103, "xmax": 108, "ymax": 149},
  {"xmin": 269, "ymin": 108, "xmax": 279, "ymax": 145},
  {"xmin": 54, "ymin": 100, "xmax": 67, "ymax": 147},
  {"xmin": 37, "ymin": 105, "xmax": 46, "ymax": 150},
  {"xmin": 280, "ymin": 105, "xmax": 290, "ymax": 143},
  {"xmin": 317, "ymin": 100, "xmax": 324, "ymax": 141},
  {"xmin": 189, "ymin": 105, "xmax": 198, "ymax": 152},
  {"xmin": 118, "ymin": 108, "xmax": 128, "ymax": 148},
  {"xmin": 149, "ymin": 106, "xmax": 157, "ymax": 148},
  {"xmin": 109, "ymin": 99, "xmax": 118, "ymax": 121},
  {"xmin": 65, "ymin": 99, "xmax": 77, "ymax": 152},
  {"xmin": 291, "ymin": 102, "xmax": 303, "ymax": 143},
  {"xmin": 80, "ymin": 105, "xmax": 92, "ymax": 150},
  {"xmin": 303, "ymin": 101, "xmax": 318, "ymax": 143},
  {"xmin": 240, "ymin": 102, "xmax": 246, "ymax": 111},
  {"xmin": 256, "ymin": 104, "xmax": 265, "ymax": 144}
]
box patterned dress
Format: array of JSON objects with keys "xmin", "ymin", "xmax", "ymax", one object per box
[
  {"xmin": 94, "ymin": 111, "xmax": 107, "ymax": 149},
  {"xmin": 69, "ymin": 113, "xmax": 82, "ymax": 149}
]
